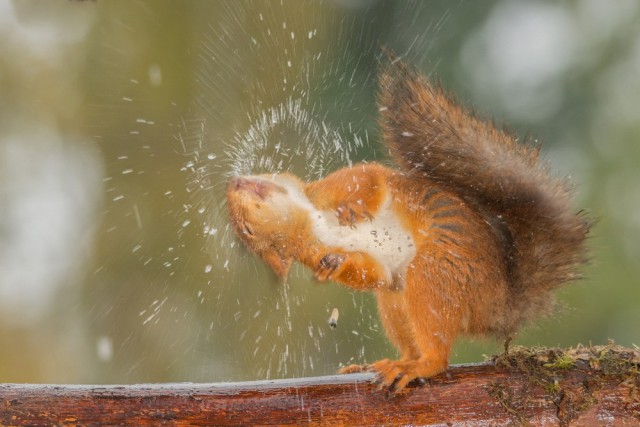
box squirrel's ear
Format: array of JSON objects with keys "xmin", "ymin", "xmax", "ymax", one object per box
[{"xmin": 261, "ymin": 250, "xmax": 292, "ymax": 280}]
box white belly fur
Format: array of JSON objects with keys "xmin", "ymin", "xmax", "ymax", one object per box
[
  {"xmin": 269, "ymin": 175, "xmax": 417, "ymax": 275},
  {"xmin": 309, "ymin": 196, "xmax": 416, "ymax": 274}
]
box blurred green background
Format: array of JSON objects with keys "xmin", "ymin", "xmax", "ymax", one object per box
[{"xmin": 0, "ymin": 0, "xmax": 638, "ymax": 384}]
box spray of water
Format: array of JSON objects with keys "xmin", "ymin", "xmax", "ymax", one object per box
[{"xmin": 167, "ymin": 1, "xmax": 454, "ymax": 381}]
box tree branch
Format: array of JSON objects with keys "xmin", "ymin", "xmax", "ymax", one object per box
[{"xmin": 1, "ymin": 345, "xmax": 639, "ymax": 426}]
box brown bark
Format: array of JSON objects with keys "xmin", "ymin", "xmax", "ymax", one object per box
[{"xmin": 1, "ymin": 346, "xmax": 639, "ymax": 426}]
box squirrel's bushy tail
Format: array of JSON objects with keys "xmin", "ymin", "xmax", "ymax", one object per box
[{"xmin": 380, "ymin": 60, "xmax": 591, "ymax": 333}]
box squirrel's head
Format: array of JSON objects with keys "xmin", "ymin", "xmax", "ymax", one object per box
[{"xmin": 226, "ymin": 173, "xmax": 310, "ymax": 279}]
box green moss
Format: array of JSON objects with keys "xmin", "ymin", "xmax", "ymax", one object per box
[
  {"xmin": 544, "ymin": 379, "xmax": 560, "ymax": 395},
  {"xmin": 543, "ymin": 354, "xmax": 575, "ymax": 370},
  {"xmin": 488, "ymin": 342, "xmax": 640, "ymax": 425}
]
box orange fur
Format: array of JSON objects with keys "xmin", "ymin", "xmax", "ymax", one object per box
[{"xmin": 226, "ymin": 59, "xmax": 590, "ymax": 392}]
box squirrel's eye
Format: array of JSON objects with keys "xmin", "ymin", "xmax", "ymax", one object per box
[{"xmin": 243, "ymin": 223, "xmax": 255, "ymax": 238}]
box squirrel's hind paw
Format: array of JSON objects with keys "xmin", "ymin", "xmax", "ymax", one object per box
[{"xmin": 369, "ymin": 358, "xmax": 445, "ymax": 392}]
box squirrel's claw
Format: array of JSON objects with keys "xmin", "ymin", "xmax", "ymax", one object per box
[
  {"xmin": 338, "ymin": 363, "xmax": 369, "ymax": 374},
  {"xmin": 336, "ymin": 202, "xmax": 373, "ymax": 228},
  {"xmin": 338, "ymin": 359, "xmax": 408, "ymax": 391},
  {"xmin": 367, "ymin": 358, "xmax": 438, "ymax": 393},
  {"xmin": 315, "ymin": 253, "xmax": 346, "ymax": 282}
]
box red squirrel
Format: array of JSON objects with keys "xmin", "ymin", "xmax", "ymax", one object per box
[{"xmin": 226, "ymin": 59, "xmax": 591, "ymax": 391}]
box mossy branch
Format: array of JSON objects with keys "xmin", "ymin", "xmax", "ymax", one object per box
[{"xmin": 1, "ymin": 344, "xmax": 638, "ymax": 426}]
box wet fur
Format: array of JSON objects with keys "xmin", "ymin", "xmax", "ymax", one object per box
[{"xmin": 226, "ymin": 59, "xmax": 591, "ymax": 391}]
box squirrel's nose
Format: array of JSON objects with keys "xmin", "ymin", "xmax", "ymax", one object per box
[{"xmin": 229, "ymin": 176, "xmax": 273, "ymax": 200}]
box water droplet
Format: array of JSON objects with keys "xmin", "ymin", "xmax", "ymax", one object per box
[
  {"xmin": 96, "ymin": 336, "xmax": 113, "ymax": 362},
  {"xmin": 148, "ymin": 64, "xmax": 162, "ymax": 87}
]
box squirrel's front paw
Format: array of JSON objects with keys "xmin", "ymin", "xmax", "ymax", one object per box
[
  {"xmin": 315, "ymin": 253, "xmax": 346, "ymax": 282},
  {"xmin": 336, "ymin": 202, "xmax": 373, "ymax": 228}
]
